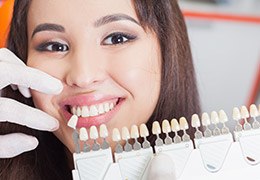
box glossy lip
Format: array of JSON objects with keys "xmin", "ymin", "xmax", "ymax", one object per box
[{"xmin": 60, "ymin": 94, "xmax": 124, "ymax": 128}]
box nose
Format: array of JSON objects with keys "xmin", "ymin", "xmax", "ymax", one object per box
[{"xmin": 65, "ymin": 50, "xmax": 106, "ymax": 88}]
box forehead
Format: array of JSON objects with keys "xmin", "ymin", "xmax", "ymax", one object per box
[{"xmin": 28, "ymin": 0, "xmax": 137, "ymax": 26}]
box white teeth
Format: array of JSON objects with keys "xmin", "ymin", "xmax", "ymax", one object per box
[
  {"xmin": 171, "ymin": 118, "xmax": 180, "ymax": 131},
  {"xmin": 81, "ymin": 106, "xmax": 90, "ymax": 117},
  {"xmin": 122, "ymin": 127, "xmax": 130, "ymax": 140},
  {"xmin": 219, "ymin": 110, "xmax": 228, "ymax": 123},
  {"xmin": 202, "ymin": 112, "xmax": 210, "ymax": 126},
  {"xmin": 152, "ymin": 121, "xmax": 161, "ymax": 134},
  {"xmin": 210, "ymin": 111, "xmax": 219, "ymax": 124},
  {"xmin": 232, "ymin": 107, "xmax": 241, "ymax": 120},
  {"xmin": 250, "ymin": 104, "xmax": 259, "ymax": 117},
  {"xmin": 131, "ymin": 125, "xmax": 139, "ymax": 138},
  {"xmin": 112, "ymin": 128, "xmax": 121, "ymax": 142},
  {"xmin": 98, "ymin": 104, "xmax": 105, "ymax": 114},
  {"xmin": 79, "ymin": 127, "xmax": 88, "ymax": 141},
  {"xmin": 140, "ymin": 123, "xmax": 149, "ymax": 137},
  {"xmin": 90, "ymin": 126, "xmax": 99, "ymax": 139},
  {"xmin": 179, "ymin": 117, "xmax": 189, "ymax": 130},
  {"xmin": 109, "ymin": 103, "xmax": 114, "ymax": 110},
  {"xmin": 191, "ymin": 114, "xmax": 201, "ymax": 127},
  {"xmin": 70, "ymin": 101, "xmax": 116, "ymax": 117},
  {"xmin": 76, "ymin": 106, "xmax": 81, "ymax": 116},
  {"xmin": 71, "ymin": 106, "xmax": 76, "ymax": 115},
  {"xmin": 241, "ymin": 106, "xmax": 249, "ymax": 119},
  {"xmin": 104, "ymin": 103, "xmax": 110, "ymax": 112},
  {"xmin": 67, "ymin": 115, "xmax": 78, "ymax": 129},
  {"xmin": 162, "ymin": 119, "xmax": 171, "ymax": 133},
  {"xmin": 99, "ymin": 124, "xmax": 108, "ymax": 138},
  {"xmin": 90, "ymin": 105, "xmax": 99, "ymax": 117}
]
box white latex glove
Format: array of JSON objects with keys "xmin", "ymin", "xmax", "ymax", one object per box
[
  {"xmin": 0, "ymin": 48, "xmax": 63, "ymax": 158},
  {"xmin": 148, "ymin": 153, "xmax": 177, "ymax": 180}
]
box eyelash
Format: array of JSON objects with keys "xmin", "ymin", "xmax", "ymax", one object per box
[
  {"xmin": 35, "ymin": 32, "xmax": 137, "ymax": 52},
  {"xmin": 101, "ymin": 32, "xmax": 137, "ymax": 46},
  {"xmin": 36, "ymin": 41, "xmax": 69, "ymax": 52}
]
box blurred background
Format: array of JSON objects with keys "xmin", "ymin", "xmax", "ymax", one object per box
[
  {"xmin": 0, "ymin": 0, "xmax": 259, "ymax": 129},
  {"xmin": 179, "ymin": 0, "xmax": 260, "ymax": 129}
]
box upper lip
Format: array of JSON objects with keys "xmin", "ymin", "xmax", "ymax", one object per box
[{"xmin": 59, "ymin": 93, "xmax": 121, "ymax": 108}]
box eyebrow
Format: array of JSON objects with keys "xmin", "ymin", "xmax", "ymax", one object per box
[
  {"xmin": 94, "ymin": 13, "xmax": 140, "ymax": 27},
  {"xmin": 31, "ymin": 14, "xmax": 139, "ymax": 38},
  {"xmin": 31, "ymin": 23, "xmax": 65, "ymax": 38}
]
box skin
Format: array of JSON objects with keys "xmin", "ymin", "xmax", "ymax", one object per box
[{"xmin": 26, "ymin": 0, "xmax": 161, "ymax": 153}]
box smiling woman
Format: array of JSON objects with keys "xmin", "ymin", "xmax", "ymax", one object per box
[{"xmin": 0, "ymin": 0, "xmax": 200, "ymax": 179}]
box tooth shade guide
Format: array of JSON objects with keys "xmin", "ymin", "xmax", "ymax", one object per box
[
  {"xmin": 202, "ymin": 112, "xmax": 211, "ymax": 126},
  {"xmin": 79, "ymin": 127, "xmax": 88, "ymax": 141},
  {"xmin": 249, "ymin": 104, "xmax": 259, "ymax": 117},
  {"xmin": 139, "ymin": 124, "xmax": 151, "ymax": 149},
  {"xmin": 122, "ymin": 127, "xmax": 132, "ymax": 152},
  {"xmin": 79, "ymin": 127, "xmax": 91, "ymax": 152},
  {"xmin": 192, "ymin": 114, "xmax": 203, "ymax": 139},
  {"xmin": 248, "ymin": 104, "xmax": 260, "ymax": 129},
  {"xmin": 67, "ymin": 115, "xmax": 78, "ymax": 129},
  {"xmin": 179, "ymin": 117, "xmax": 190, "ymax": 142},
  {"xmin": 112, "ymin": 128, "xmax": 123, "ymax": 153},
  {"xmin": 240, "ymin": 106, "xmax": 252, "ymax": 130},
  {"xmin": 152, "ymin": 121, "xmax": 164, "ymax": 146},
  {"xmin": 218, "ymin": 110, "xmax": 230, "ymax": 134},
  {"xmin": 89, "ymin": 126, "xmax": 100, "ymax": 151},
  {"xmin": 210, "ymin": 111, "xmax": 221, "ymax": 136},
  {"xmin": 162, "ymin": 120, "xmax": 173, "ymax": 144},
  {"xmin": 99, "ymin": 124, "xmax": 109, "ymax": 149},
  {"xmin": 232, "ymin": 107, "xmax": 243, "ymax": 131},
  {"xmin": 130, "ymin": 125, "xmax": 141, "ymax": 150},
  {"xmin": 170, "ymin": 119, "xmax": 182, "ymax": 143}
]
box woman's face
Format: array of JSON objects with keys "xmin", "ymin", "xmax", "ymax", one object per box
[{"xmin": 27, "ymin": 0, "xmax": 161, "ymax": 152}]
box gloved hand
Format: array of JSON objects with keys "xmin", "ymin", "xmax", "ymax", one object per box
[
  {"xmin": 0, "ymin": 48, "xmax": 63, "ymax": 158},
  {"xmin": 148, "ymin": 153, "xmax": 177, "ymax": 180}
]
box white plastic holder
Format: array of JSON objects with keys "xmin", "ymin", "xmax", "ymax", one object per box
[
  {"xmin": 234, "ymin": 128, "xmax": 260, "ymax": 165},
  {"xmin": 72, "ymin": 148, "xmax": 121, "ymax": 180},
  {"xmin": 194, "ymin": 133, "xmax": 233, "ymax": 173},
  {"xmin": 154, "ymin": 140, "xmax": 194, "ymax": 179},
  {"xmin": 114, "ymin": 147, "xmax": 153, "ymax": 180}
]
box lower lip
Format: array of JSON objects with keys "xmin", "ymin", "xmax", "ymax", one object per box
[{"xmin": 62, "ymin": 99, "xmax": 124, "ymax": 128}]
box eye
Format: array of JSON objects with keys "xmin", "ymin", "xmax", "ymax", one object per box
[
  {"xmin": 36, "ymin": 41, "xmax": 69, "ymax": 52},
  {"xmin": 102, "ymin": 32, "xmax": 137, "ymax": 45}
]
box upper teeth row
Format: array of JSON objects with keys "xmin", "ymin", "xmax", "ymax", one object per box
[{"xmin": 71, "ymin": 102, "xmax": 115, "ymax": 117}]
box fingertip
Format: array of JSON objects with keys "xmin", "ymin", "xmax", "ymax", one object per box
[
  {"xmin": 45, "ymin": 78, "xmax": 63, "ymax": 95},
  {"xmin": 18, "ymin": 86, "xmax": 32, "ymax": 98}
]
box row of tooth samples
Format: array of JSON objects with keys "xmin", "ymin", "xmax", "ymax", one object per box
[
  {"xmin": 67, "ymin": 115, "xmax": 110, "ymax": 153},
  {"xmin": 68, "ymin": 104, "xmax": 260, "ymax": 153},
  {"xmin": 233, "ymin": 104, "xmax": 260, "ymax": 131},
  {"xmin": 112, "ymin": 124, "xmax": 151, "ymax": 153},
  {"xmin": 112, "ymin": 118, "xmax": 192, "ymax": 153},
  {"xmin": 192, "ymin": 104, "xmax": 260, "ymax": 138}
]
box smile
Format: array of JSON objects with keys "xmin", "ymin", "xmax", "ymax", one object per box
[
  {"xmin": 60, "ymin": 95, "xmax": 123, "ymax": 128},
  {"xmin": 70, "ymin": 101, "xmax": 117, "ymax": 118}
]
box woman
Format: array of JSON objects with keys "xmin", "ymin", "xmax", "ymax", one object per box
[{"xmin": 0, "ymin": 0, "xmax": 200, "ymax": 179}]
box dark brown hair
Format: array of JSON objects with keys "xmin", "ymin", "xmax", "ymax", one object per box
[{"xmin": 0, "ymin": 0, "xmax": 200, "ymax": 179}]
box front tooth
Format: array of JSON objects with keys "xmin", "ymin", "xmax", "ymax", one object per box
[
  {"xmin": 71, "ymin": 106, "xmax": 76, "ymax": 115},
  {"xmin": 109, "ymin": 103, "xmax": 114, "ymax": 110},
  {"xmin": 98, "ymin": 104, "xmax": 105, "ymax": 114},
  {"xmin": 81, "ymin": 106, "xmax": 90, "ymax": 117},
  {"xmin": 76, "ymin": 106, "xmax": 81, "ymax": 116},
  {"xmin": 104, "ymin": 103, "xmax": 110, "ymax": 112},
  {"xmin": 90, "ymin": 105, "xmax": 99, "ymax": 116}
]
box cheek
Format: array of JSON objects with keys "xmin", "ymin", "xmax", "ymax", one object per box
[{"xmin": 109, "ymin": 40, "xmax": 161, "ymax": 103}]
